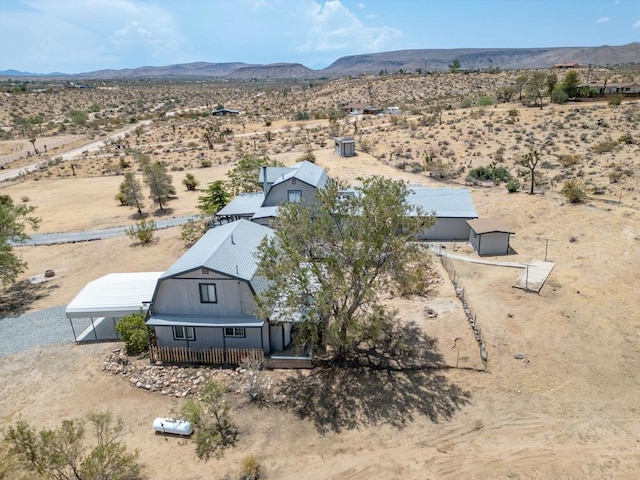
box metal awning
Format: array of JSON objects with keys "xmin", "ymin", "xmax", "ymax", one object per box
[
  {"xmin": 65, "ymin": 272, "xmax": 164, "ymax": 319},
  {"xmin": 147, "ymin": 314, "xmax": 264, "ymax": 328}
]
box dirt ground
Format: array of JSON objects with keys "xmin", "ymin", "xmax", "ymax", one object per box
[{"xmin": 1, "ymin": 75, "xmax": 640, "ymax": 478}]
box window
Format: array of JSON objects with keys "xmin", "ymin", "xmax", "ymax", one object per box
[
  {"xmin": 224, "ymin": 327, "xmax": 245, "ymax": 338},
  {"xmin": 288, "ymin": 190, "xmax": 302, "ymax": 203},
  {"xmin": 199, "ymin": 283, "xmax": 217, "ymax": 303},
  {"xmin": 173, "ymin": 326, "xmax": 195, "ymax": 341}
]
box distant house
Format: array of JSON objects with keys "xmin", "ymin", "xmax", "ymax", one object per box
[
  {"xmin": 467, "ymin": 219, "xmax": 515, "ymax": 256},
  {"xmin": 363, "ymin": 106, "xmax": 383, "ymax": 115},
  {"xmin": 386, "ymin": 106, "xmax": 402, "ymax": 115},
  {"xmin": 146, "ymin": 220, "xmax": 299, "ymax": 363},
  {"xmin": 406, "ymin": 188, "xmax": 478, "ymax": 241},
  {"xmin": 554, "ymin": 63, "xmax": 582, "ymax": 69},
  {"xmin": 341, "ymin": 103, "xmax": 367, "ymax": 114},
  {"xmin": 582, "ymin": 82, "xmax": 640, "ymax": 95},
  {"xmin": 211, "ymin": 108, "xmax": 240, "ymax": 116},
  {"xmin": 217, "ymin": 160, "xmax": 328, "ymax": 225},
  {"xmin": 334, "ymin": 136, "xmax": 356, "ymax": 157}
]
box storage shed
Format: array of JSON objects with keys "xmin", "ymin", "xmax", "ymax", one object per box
[
  {"xmin": 334, "ymin": 137, "xmax": 356, "ymax": 157},
  {"xmin": 407, "ymin": 188, "xmax": 478, "ymax": 241},
  {"xmin": 467, "ymin": 219, "xmax": 515, "ymax": 256}
]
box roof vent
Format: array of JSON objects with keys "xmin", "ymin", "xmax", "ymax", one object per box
[
  {"xmin": 231, "ymin": 234, "xmax": 235, "ymax": 245},
  {"xmin": 236, "ymin": 265, "xmax": 239, "ymax": 275}
]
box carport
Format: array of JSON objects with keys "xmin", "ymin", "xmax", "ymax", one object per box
[{"xmin": 65, "ymin": 272, "xmax": 163, "ymax": 343}]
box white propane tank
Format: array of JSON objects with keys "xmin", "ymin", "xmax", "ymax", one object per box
[{"xmin": 152, "ymin": 417, "xmax": 193, "ymax": 436}]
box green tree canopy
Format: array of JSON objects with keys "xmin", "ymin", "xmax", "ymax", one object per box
[
  {"xmin": 561, "ymin": 70, "xmax": 581, "ymax": 98},
  {"xmin": 256, "ymin": 176, "xmax": 435, "ymax": 362},
  {"xmin": 198, "ymin": 180, "xmax": 230, "ymax": 215},
  {"xmin": 4, "ymin": 411, "xmax": 142, "ymax": 479},
  {"xmin": 117, "ymin": 172, "xmax": 145, "ymax": 215},
  {"xmin": 139, "ymin": 156, "xmax": 174, "ymax": 210},
  {"xmin": 448, "ymin": 58, "xmax": 461, "ymax": 73},
  {"xmin": 0, "ymin": 195, "xmax": 40, "ymax": 286},
  {"xmin": 226, "ymin": 154, "xmax": 283, "ymax": 195}
]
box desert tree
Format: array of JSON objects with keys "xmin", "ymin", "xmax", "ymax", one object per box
[
  {"xmin": 514, "ymin": 74, "xmax": 529, "ymax": 102},
  {"xmin": 525, "ymin": 71, "xmax": 547, "ymax": 108},
  {"xmin": 3, "ymin": 410, "xmax": 142, "ymax": 480},
  {"xmin": 546, "ymin": 72, "xmax": 558, "ymax": 99},
  {"xmin": 448, "ymin": 58, "xmax": 461, "ymax": 73},
  {"xmin": 140, "ymin": 156, "xmax": 174, "ymax": 210},
  {"xmin": 181, "ymin": 380, "xmax": 238, "ymax": 461},
  {"xmin": 117, "ymin": 172, "xmax": 145, "ymax": 215},
  {"xmin": 197, "ymin": 180, "xmax": 230, "ymax": 215},
  {"xmin": 256, "ymin": 176, "xmax": 435, "ymax": 362},
  {"xmin": 0, "ymin": 195, "xmax": 40, "ymax": 286},
  {"xmin": 561, "ymin": 70, "xmax": 581, "ymax": 98},
  {"xmin": 561, "ymin": 179, "xmax": 587, "ymax": 203},
  {"xmin": 226, "ymin": 154, "xmax": 283, "ymax": 195},
  {"xmin": 518, "ymin": 149, "xmax": 540, "ymax": 195},
  {"xmin": 202, "ymin": 122, "xmax": 219, "ymax": 150}
]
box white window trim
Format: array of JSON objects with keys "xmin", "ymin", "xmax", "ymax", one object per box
[
  {"xmin": 199, "ymin": 283, "xmax": 217, "ymax": 303},
  {"xmin": 288, "ymin": 190, "xmax": 302, "ymax": 203},
  {"xmin": 173, "ymin": 326, "xmax": 195, "ymax": 341}
]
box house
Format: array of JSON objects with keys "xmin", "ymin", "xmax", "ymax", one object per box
[
  {"xmin": 363, "ymin": 106, "xmax": 383, "ymax": 115},
  {"xmin": 554, "ymin": 63, "xmax": 582, "ymax": 69},
  {"xmin": 146, "ymin": 220, "xmax": 298, "ymax": 363},
  {"xmin": 467, "ymin": 218, "xmax": 515, "ymax": 256},
  {"xmin": 341, "ymin": 103, "xmax": 367, "ymax": 115},
  {"xmin": 217, "ymin": 160, "xmax": 328, "ymax": 225},
  {"xmin": 211, "ymin": 108, "xmax": 240, "ymax": 116},
  {"xmin": 334, "ymin": 136, "xmax": 356, "ymax": 157},
  {"xmin": 582, "ymin": 82, "xmax": 640, "ymax": 96},
  {"xmin": 406, "ymin": 188, "xmax": 478, "ymax": 241}
]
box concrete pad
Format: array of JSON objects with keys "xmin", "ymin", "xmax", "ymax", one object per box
[{"xmin": 513, "ymin": 260, "xmax": 555, "ymax": 293}]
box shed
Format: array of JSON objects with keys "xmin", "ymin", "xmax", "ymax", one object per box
[
  {"xmin": 407, "ymin": 188, "xmax": 478, "ymax": 241},
  {"xmin": 467, "ymin": 219, "xmax": 515, "ymax": 256},
  {"xmin": 334, "ymin": 136, "xmax": 355, "ymax": 157}
]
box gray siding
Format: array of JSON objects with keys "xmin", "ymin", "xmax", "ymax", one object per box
[
  {"xmin": 263, "ymin": 179, "xmax": 318, "ymax": 207},
  {"xmin": 417, "ymin": 217, "xmax": 472, "ymax": 241},
  {"xmin": 153, "ymin": 272, "xmax": 257, "ymax": 316},
  {"xmin": 155, "ymin": 325, "xmax": 266, "ymax": 352},
  {"xmin": 470, "ymin": 231, "xmax": 511, "ymax": 256}
]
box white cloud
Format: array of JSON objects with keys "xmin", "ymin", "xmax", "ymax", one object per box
[
  {"xmin": 295, "ymin": 0, "xmax": 401, "ymax": 54},
  {"xmin": 634, "ymin": 19, "xmax": 640, "ymax": 27},
  {"xmin": 596, "ymin": 16, "xmax": 610, "ymax": 23},
  {"xmin": 358, "ymin": 2, "xmax": 366, "ymax": 8}
]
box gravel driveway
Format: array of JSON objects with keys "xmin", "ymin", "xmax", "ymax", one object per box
[{"xmin": 0, "ymin": 306, "xmax": 75, "ymax": 358}]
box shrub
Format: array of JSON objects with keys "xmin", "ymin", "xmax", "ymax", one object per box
[
  {"xmin": 557, "ymin": 154, "xmax": 582, "ymax": 167},
  {"xmin": 506, "ymin": 178, "xmax": 521, "ymax": 193},
  {"xmin": 115, "ymin": 311, "xmax": 148, "ymax": 355},
  {"xmin": 294, "ymin": 111, "xmax": 310, "ymax": 121},
  {"xmin": 239, "ymin": 454, "xmax": 262, "ymax": 480},
  {"xmin": 201, "ymin": 159, "xmax": 212, "ymax": 168},
  {"xmin": 468, "ymin": 165, "xmax": 511, "ymax": 182},
  {"xmin": 126, "ymin": 219, "xmax": 156, "ymax": 244},
  {"xmin": 551, "ymin": 86, "xmax": 569, "ymax": 104},
  {"xmin": 460, "ymin": 97, "xmax": 473, "ymax": 108},
  {"xmin": 608, "ymin": 95, "xmax": 623, "ymax": 106},
  {"xmin": 561, "ymin": 179, "xmax": 587, "ymax": 204},
  {"xmin": 183, "ymin": 173, "xmax": 199, "ymax": 191},
  {"xmin": 618, "ymin": 133, "xmax": 634, "ymax": 144},
  {"xmin": 476, "ymin": 96, "xmax": 496, "ymax": 107},
  {"xmin": 69, "ymin": 109, "xmax": 88, "ymax": 125},
  {"xmin": 592, "ymin": 140, "xmax": 618, "ymax": 154}
]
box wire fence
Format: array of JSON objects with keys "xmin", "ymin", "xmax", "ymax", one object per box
[
  {"xmin": 0, "ymin": 138, "xmax": 76, "ymax": 167},
  {"xmin": 439, "ymin": 252, "xmax": 488, "ymax": 368}
]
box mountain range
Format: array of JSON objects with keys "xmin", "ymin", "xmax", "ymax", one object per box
[{"xmin": 2, "ymin": 43, "xmax": 640, "ymax": 80}]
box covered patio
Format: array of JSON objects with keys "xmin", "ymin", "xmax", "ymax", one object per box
[{"xmin": 65, "ymin": 272, "xmax": 163, "ymax": 343}]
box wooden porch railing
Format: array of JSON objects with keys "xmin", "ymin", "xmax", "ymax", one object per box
[{"xmin": 150, "ymin": 346, "xmax": 264, "ymax": 366}]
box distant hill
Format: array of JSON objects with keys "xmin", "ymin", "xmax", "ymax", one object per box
[
  {"xmin": 2, "ymin": 43, "xmax": 639, "ymax": 80},
  {"xmin": 228, "ymin": 63, "xmax": 316, "ymax": 79}
]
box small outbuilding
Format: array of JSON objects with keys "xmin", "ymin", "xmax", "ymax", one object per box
[
  {"xmin": 467, "ymin": 219, "xmax": 515, "ymax": 256},
  {"xmin": 334, "ymin": 136, "xmax": 356, "ymax": 157}
]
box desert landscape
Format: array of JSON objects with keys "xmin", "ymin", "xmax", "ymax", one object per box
[{"xmin": 1, "ymin": 68, "xmax": 639, "ymax": 479}]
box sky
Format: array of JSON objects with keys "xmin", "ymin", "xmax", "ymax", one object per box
[{"xmin": 1, "ymin": 0, "xmax": 639, "ymax": 74}]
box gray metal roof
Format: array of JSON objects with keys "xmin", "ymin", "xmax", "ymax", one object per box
[
  {"xmin": 272, "ymin": 161, "xmax": 328, "ymax": 189},
  {"xmin": 406, "ymin": 188, "xmax": 477, "ymax": 218},
  {"xmin": 259, "ymin": 167, "xmax": 295, "ymax": 184},
  {"xmin": 159, "ymin": 220, "xmax": 273, "ymax": 294},
  {"xmin": 66, "ymin": 272, "xmax": 164, "ymax": 318},
  {"xmin": 252, "ymin": 205, "xmax": 279, "ymax": 220},
  {"xmin": 216, "ymin": 193, "xmax": 264, "ymax": 217},
  {"xmin": 147, "ymin": 314, "xmax": 264, "ymax": 328}
]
